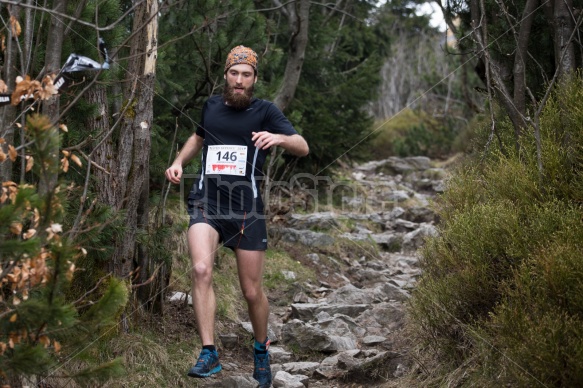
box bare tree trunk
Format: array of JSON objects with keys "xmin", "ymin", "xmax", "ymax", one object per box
[
  {"xmin": 273, "ymin": 0, "xmax": 310, "ymax": 111},
  {"xmin": 40, "ymin": 0, "xmax": 68, "ymax": 194},
  {"xmin": 472, "ymin": 0, "xmax": 528, "ymax": 148},
  {"xmin": 265, "ymin": 0, "xmax": 310, "ymax": 193},
  {"xmin": 513, "ymin": 0, "xmax": 538, "ymax": 117},
  {"xmin": 100, "ymin": 0, "xmax": 157, "ymax": 288},
  {"xmin": 0, "ymin": 4, "xmax": 20, "ymax": 182},
  {"xmin": 553, "ymin": 0, "xmax": 576, "ymax": 77}
]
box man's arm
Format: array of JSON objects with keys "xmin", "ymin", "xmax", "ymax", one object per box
[
  {"xmin": 165, "ymin": 133, "xmax": 204, "ymax": 184},
  {"xmin": 251, "ymin": 132, "xmax": 309, "ymax": 157}
]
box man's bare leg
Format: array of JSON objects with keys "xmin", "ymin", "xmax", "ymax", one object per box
[
  {"xmin": 235, "ymin": 249, "xmax": 269, "ymax": 342},
  {"xmin": 188, "ymin": 223, "xmax": 220, "ymax": 346}
]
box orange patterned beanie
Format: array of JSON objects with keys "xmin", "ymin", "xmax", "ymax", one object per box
[{"xmin": 224, "ymin": 45, "xmax": 258, "ymax": 73}]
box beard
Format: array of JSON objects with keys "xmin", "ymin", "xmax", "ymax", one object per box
[{"xmin": 222, "ymin": 81, "xmax": 254, "ymax": 110}]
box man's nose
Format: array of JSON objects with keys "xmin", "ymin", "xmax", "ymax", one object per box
[{"xmin": 236, "ymin": 74, "xmax": 243, "ymax": 84}]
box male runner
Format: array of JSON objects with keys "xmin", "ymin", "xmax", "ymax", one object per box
[{"xmin": 165, "ymin": 45, "xmax": 309, "ymax": 387}]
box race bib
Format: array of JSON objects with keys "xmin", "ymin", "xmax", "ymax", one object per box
[{"xmin": 205, "ymin": 145, "xmax": 247, "ymax": 176}]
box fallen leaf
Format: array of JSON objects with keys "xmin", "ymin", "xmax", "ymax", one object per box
[
  {"xmin": 9, "ymin": 314, "xmax": 17, "ymax": 323},
  {"xmin": 59, "ymin": 124, "xmax": 68, "ymax": 132}
]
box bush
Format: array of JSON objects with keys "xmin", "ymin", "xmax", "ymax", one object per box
[
  {"xmin": 409, "ymin": 74, "xmax": 583, "ymax": 386},
  {"xmin": 0, "ymin": 115, "xmax": 127, "ymax": 386},
  {"xmin": 371, "ymin": 108, "xmax": 459, "ymax": 159}
]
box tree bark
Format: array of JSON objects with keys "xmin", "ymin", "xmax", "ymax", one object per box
[
  {"xmin": 40, "ymin": 0, "xmax": 68, "ymax": 194},
  {"xmin": 273, "ymin": 0, "xmax": 310, "ymax": 111},
  {"xmin": 104, "ymin": 0, "xmax": 158, "ymax": 289},
  {"xmin": 553, "ymin": 0, "xmax": 576, "ymax": 77},
  {"xmin": 0, "ymin": 4, "xmax": 20, "ymax": 183},
  {"xmin": 513, "ymin": 0, "xmax": 538, "ymax": 118}
]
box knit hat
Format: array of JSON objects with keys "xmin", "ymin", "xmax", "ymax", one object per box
[{"xmin": 224, "ymin": 45, "xmax": 258, "ymax": 73}]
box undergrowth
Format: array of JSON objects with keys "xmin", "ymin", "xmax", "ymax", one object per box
[{"xmin": 408, "ymin": 75, "xmax": 583, "ymax": 386}]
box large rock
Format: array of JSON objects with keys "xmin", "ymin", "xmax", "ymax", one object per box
[
  {"xmin": 402, "ymin": 223, "xmax": 438, "ymax": 251},
  {"xmin": 282, "ymin": 319, "xmax": 342, "ymax": 353},
  {"xmin": 288, "ymin": 211, "xmax": 340, "ymax": 230},
  {"xmin": 272, "ymin": 227, "xmax": 335, "ymax": 247},
  {"xmin": 273, "ymin": 371, "xmax": 309, "ymax": 388}
]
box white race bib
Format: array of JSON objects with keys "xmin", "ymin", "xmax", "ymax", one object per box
[{"xmin": 205, "ymin": 145, "xmax": 247, "ymax": 176}]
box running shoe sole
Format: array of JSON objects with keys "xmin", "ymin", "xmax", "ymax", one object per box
[{"xmin": 187, "ymin": 364, "xmax": 222, "ymax": 378}]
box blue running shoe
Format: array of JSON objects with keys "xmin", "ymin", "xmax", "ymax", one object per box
[
  {"xmin": 187, "ymin": 349, "xmax": 222, "ymax": 378},
  {"xmin": 253, "ymin": 349, "xmax": 272, "ymax": 387}
]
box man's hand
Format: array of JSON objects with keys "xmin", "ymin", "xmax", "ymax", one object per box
[
  {"xmin": 252, "ymin": 131, "xmax": 282, "ymax": 150},
  {"xmin": 165, "ymin": 164, "xmax": 183, "ymax": 184},
  {"xmin": 252, "ymin": 131, "xmax": 309, "ymax": 157}
]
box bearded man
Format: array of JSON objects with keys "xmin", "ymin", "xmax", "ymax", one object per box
[{"xmin": 165, "ymin": 45, "xmax": 309, "ymax": 387}]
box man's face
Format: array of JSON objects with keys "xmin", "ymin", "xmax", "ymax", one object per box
[{"xmin": 223, "ymin": 64, "xmax": 257, "ymax": 109}]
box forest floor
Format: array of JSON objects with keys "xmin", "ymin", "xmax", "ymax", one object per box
[{"xmin": 143, "ymin": 239, "xmax": 417, "ymax": 388}]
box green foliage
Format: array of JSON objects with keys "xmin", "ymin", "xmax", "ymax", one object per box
[
  {"xmin": 371, "ymin": 109, "xmax": 459, "ymax": 158},
  {"xmin": 409, "ymin": 75, "xmax": 583, "ymax": 386},
  {"xmin": 154, "ymin": 0, "xmax": 392, "ymax": 179},
  {"xmin": 0, "ymin": 114, "xmax": 128, "ymax": 386}
]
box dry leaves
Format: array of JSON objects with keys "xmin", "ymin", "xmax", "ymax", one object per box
[
  {"xmin": 10, "ymin": 16, "xmax": 21, "ymax": 37},
  {"xmin": 60, "ymin": 150, "xmax": 82, "ymax": 171},
  {"xmin": 7, "ymin": 144, "xmax": 16, "ymax": 161},
  {"xmin": 11, "ymin": 74, "xmax": 58, "ymax": 105},
  {"xmin": 25, "ymin": 155, "xmax": 34, "ymax": 172}
]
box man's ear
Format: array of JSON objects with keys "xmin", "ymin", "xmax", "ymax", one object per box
[
  {"xmin": 224, "ymin": 73, "xmax": 227, "ymax": 80},
  {"xmin": 254, "ymin": 76, "xmax": 258, "ymax": 84}
]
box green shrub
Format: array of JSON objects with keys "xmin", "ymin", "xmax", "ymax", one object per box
[
  {"xmin": 371, "ymin": 108, "xmax": 459, "ymax": 159},
  {"xmin": 409, "ymin": 74, "xmax": 583, "ymax": 386}
]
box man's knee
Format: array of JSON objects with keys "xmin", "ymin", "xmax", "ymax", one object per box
[
  {"xmin": 192, "ymin": 262, "xmax": 213, "ymax": 282},
  {"xmin": 241, "ymin": 286, "xmax": 264, "ymax": 304}
]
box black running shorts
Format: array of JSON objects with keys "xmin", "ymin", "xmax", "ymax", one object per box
[{"xmin": 187, "ymin": 201, "xmax": 268, "ymax": 251}]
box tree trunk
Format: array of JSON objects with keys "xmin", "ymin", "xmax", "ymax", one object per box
[
  {"xmin": 0, "ymin": 4, "xmax": 20, "ymax": 183},
  {"xmin": 40, "ymin": 0, "xmax": 68, "ymax": 194},
  {"xmin": 273, "ymin": 0, "xmax": 310, "ymax": 111},
  {"xmin": 471, "ymin": 0, "xmax": 527, "ymax": 147},
  {"xmin": 553, "ymin": 0, "xmax": 576, "ymax": 77},
  {"xmin": 513, "ymin": 0, "xmax": 538, "ymax": 118},
  {"xmin": 100, "ymin": 0, "xmax": 157, "ymax": 288}
]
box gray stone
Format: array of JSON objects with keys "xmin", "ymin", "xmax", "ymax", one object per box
[
  {"xmin": 168, "ymin": 291, "xmax": 192, "ymax": 305},
  {"xmin": 370, "ymin": 232, "xmax": 402, "ymax": 250},
  {"xmin": 326, "ymin": 284, "xmax": 376, "ymax": 305},
  {"xmin": 219, "ymin": 333, "xmax": 238, "ymax": 349},
  {"xmin": 383, "ymin": 190, "xmax": 411, "ymax": 202},
  {"xmin": 402, "ymin": 223, "xmax": 438, "ymax": 251},
  {"xmin": 316, "ymin": 304, "xmax": 368, "ymax": 318},
  {"xmin": 241, "ymin": 322, "xmax": 278, "ymax": 343},
  {"xmin": 289, "ymin": 211, "xmax": 341, "ymax": 230},
  {"xmin": 207, "ymin": 375, "xmax": 258, "ymax": 387},
  {"xmin": 281, "ymin": 361, "xmax": 320, "ymax": 375},
  {"xmin": 362, "ymin": 335, "xmax": 387, "ymax": 345},
  {"xmin": 276, "ymin": 227, "xmax": 335, "ymax": 247},
  {"xmin": 273, "ymin": 371, "xmax": 308, "ymax": 388},
  {"xmin": 281, "ymin": 319, "xmax": 337, "ymax": 353}
]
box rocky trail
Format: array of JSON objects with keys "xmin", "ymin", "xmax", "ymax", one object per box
[{"xmin": 168, "ymin": 156, "xmax": 447, "ymax": 387}]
